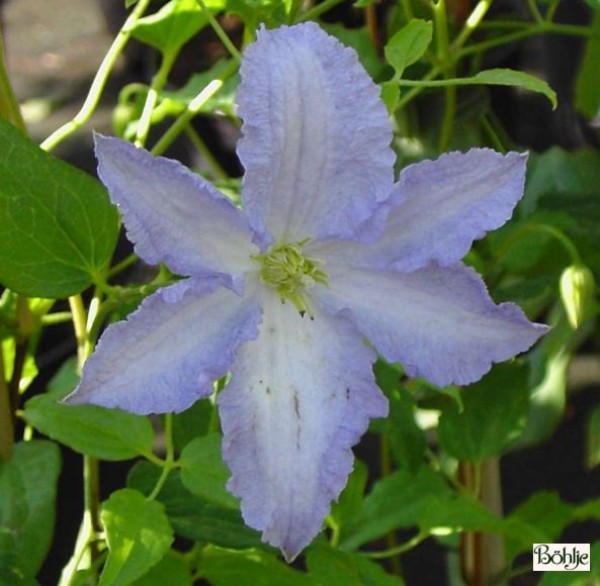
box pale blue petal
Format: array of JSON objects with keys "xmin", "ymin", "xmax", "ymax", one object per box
[
  {"xmin": 362, "ymin": 149, "xmax": 528, "ymax": 271},
  {"xmin": 237, "ymin": 23, "xmax": 394, "ymax": 246},
  {"xmin": 312, "ymin": 261, "xmax": 547, "ymax": 387},
  {"xmin": 95, "ymin": 135, "xmax": 257, "ymax": 283},
  {"xmin": 65, "ymin": 280, "xmax": 262, "ymax": 414},
  {"xmin": 218, "ymin": 288, "xmax": 387, "ymax": 560}
]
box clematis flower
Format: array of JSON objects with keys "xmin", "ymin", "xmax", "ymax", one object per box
[{"xmin": 67, "ymin": 23, "xmax": 547, "ymax": 560}]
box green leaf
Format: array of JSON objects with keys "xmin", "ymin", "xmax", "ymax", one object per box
[
  {"xmin": 576, "ymin": 12, "xmax": 600, "ymax": 118},
  {"xmin": 488, "ymin": 212, "xmax": 574, "ymax": 273},
  {"xmin": 179, "ymin": 433, "xmax": 238, "ymax": 509},
  {"xmin": 100, "ymin": 489, "xmax": 173, "ymax": 586},
  {"xmin": 0, "ymin": 529, "xmax": 38, "ymax": 586},
  {"xmin": 126, "ymin": 0, "xmax": 139, "ymax": 7},
  {"xmin": 524, "ymin": 147, "xmax": 600, "ymax": 212},
  {"xmin": 513, "ymin": 347, "xmax": 570, "ymax": 449},
  {"xmin": 384, "ymin": 19, "xmax": 433, "ymax": 78},
  {"xmin": 574, "ymin": 498, "xmax": 600, "ymax": 522},
  {"xmin": 172, "ymin": 399, "xmax": 214, "ymax": 452},
  {"xmin": 523, "ymin": 148, "xmax": 600, "ymax": 253},
  {"xmin": 374, "ymin": 361, "xmax": 427, "ymax": 472},
  {"xmin": 24, "ymin": 393, "xmax": 154, "ymax": 461},
  {"xmin": 473, "ymin": 68, "xmax": 557, "ymax": 109},
  {"xmin": 341, "ymin": 467, "xmax": 453, "ymax": 549},
  {"xmin": 505, "ymin": 492, "xmax": 574, "ymax": 561},
  {"xmin": 127, "ymin": 462, "xmax": 264, "ymax": 549},
  {"xmin": 307, "ymin": 545, "xmax": 405, "ymax": 586},
  {"xmin": 330, "ymin": 459, "xmax": 368, "ymax": 530},
  {"xmin": 587, "ymin": 406, "xmax": 600, "ymax": 469},
  {"xmin": 342, "ymin": 466, "xmax": 519, "ymax": 553},
  {"xmin": 0, "ymin": 120, "xmax": 119, "ymax": 298},
  {"xmin": 1, "ymin": 338, "xmax": 37, "ymax": 393},
  {"xmin": 132, "ymin": 0, "xmax": 225, "ymax": 56},
  {"xmin": 0, "ymin": 441, "xmax": 61, "ymax": 575},
  {"xmin": 131, "ymin": 552, "xmax": 193, "ymax": 586},
  {"xmin": 199, "ymin": 546, "xmax": 311, "ymax": 586},
  {"xmin": 418, "ymin": 492, "xmax": 507, "ymax": 536},
  {"xmin": 46, "ymin": 356, "xmax": 80, "ymax": 398},
  {"xmin": 438, "ymin": 363, "xmax": 530, "ymax": 461}
]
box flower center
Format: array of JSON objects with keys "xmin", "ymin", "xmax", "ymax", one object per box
[{"xmin": 253, "ymin": 240, "xmax": 328, "ymax": 316}]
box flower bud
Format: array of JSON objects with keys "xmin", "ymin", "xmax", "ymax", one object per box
[{"xmin": 560, "ymin": 264, "xmax": 596, "ymax": 329}]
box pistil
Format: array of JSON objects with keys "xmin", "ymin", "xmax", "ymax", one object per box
[{"xmin": 253, "ymin": 240, "xmax": 328, "ymax": 316}]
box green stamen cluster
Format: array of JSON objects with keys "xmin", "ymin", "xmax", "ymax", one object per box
[{"xmin": 253, "ymin": 240, "xmax": 328, "ymax": 315}]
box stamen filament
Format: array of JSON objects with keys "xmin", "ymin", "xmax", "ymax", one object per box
[{"xmin": 252, "ymin": 240, "xmax": 328, "ymax": 316}]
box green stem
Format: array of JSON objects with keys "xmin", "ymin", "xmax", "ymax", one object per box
[
  {"xmin": 481, "ymin": 115, "xmax": 506, "ymax": 152},
  {"xmin": 432, "ymin": 0, "xmax": 456, "ymax": 151},
  {"xmin": 41, "ymin": 0, "xmax": 152, "ymax": 151},
  {"xmin": 479, "ymin": 20, "xmax": 593, "ymax": 35},
  {"xmin": 63, "ymin": 295, "xmax": 103, "ymax": 578},
  {"xmin": 433, "ymin": 0, "xmax": 450, "ymax": 59},
  {"xmin": 394, "ymin": 19, "xmax": 592, "ymax": 112},
  {"xmin": 362, "ymin": 532, "xmax": 429, "ymax": 559},
  {"xmin": 9, "ymin": 297, "xmax": 33, "ymax": 425},
  {"xmin": 545, "ymin": 0, "xmax": 561, "ymax": 23},
  {"xmin": 142, "ymin": 450, "xmax": 166, "ymax": 468},
  {"xmin": 195, "ymin": 0, "xmax": 241, "ymax": 62},
  {"xmin": 85, "ymin": 294, "xmax": 103, "ymax": 353},
  {"xmin": 184, "ymin": 125, "xmax": 229, "ymax": 181},
  {"xmin": 84, "ymin": 456, "xmax": 102, "ymax": 563},
  {"xmin": 287, "ymin": 0, "xmax": 302, "ymax": 23},
  {"xmin": 106, "ymin": 253, "xmax": 138, "ymax": 280},
  {"xmin": 69, "ymin": 295, "xmax": 88, "ymax": 373},
  {"xmin": 40, "ymin": 311, "xmax": 73, "ymax": 326},
  {"xmin": 147, "ymin": 414, "xmax": 175, "ymax": 501},
  {"xmin": 515, "ymin": 223, "xmax": 581, "ymax": 265},
  {"xmin": 396, "ymin": 66, "xmax": 441, "ymax": 110},
  {"xmin": 395, "ymin": 77, "xmax": 471, "ymax": 87},
  {"xmin": 471, "ymin": 461, "xmax": 482, "ymax": 498},
  {"xmin": 297, "ymin": 0, "xmax": 347, "ymax": 22},
  {"xmin": 326, "ymin": 515, "xmax": 341, "ymax": 547},
  {"xmin": 525, "ymin": 0, "xmax": 544, "ymax": 24},
  {"xmin": 379, "ymin": 434, "xmax": 402, "ymax": 575},
  {"xmin": 0, "ymin": 348, "xmax": 13, "ymax": 461},
  {"xmin": 478, "ymin": 20, "xmax": 532, "ymax": 31},
  {"xmin": 151, "ymin": 59, "xmax": 238, "ymax": 156},
  {"xmin": 439, "ymin": 83, "xmax": 456, "ymax": 151},
  {"xmin": 0, "ymin": 27, "xmax": 26, "ymax": 130},
  {"xmin": 450, "ymin": 0, "xmax": 494, "ymax": 51},
  {"xmin": 393, "ymin": 75, "xmax": 525, "ymax": 89},
  {"xmin": 458, "ymin": 22, "xmax": 594, "ymax": 60},
  {"xmin": 400, "ymin": 0, "xmax": 414, "ymax": 21},
  {"xmin": 135, "ymin": 52, "xmax": 177, "ymax": 147}
]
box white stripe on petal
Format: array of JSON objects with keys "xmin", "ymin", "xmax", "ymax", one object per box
[
  {"xmin": 218, "ymin": 290, "xmax": 387, "ymax": 560},
  {"xmin": 237, "ymin": 23, "xmax": 394, "ymax": 246}
]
